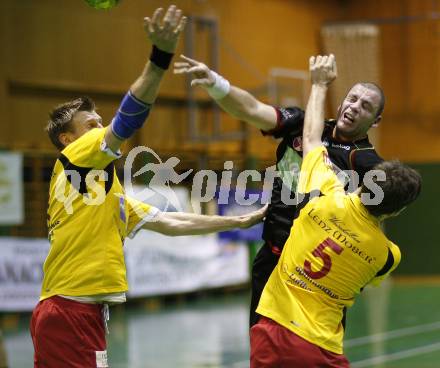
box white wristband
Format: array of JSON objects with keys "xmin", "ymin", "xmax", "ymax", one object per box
[{"xmin": 206, "ymin": 71, "xmax": 230, "ymax": 100}]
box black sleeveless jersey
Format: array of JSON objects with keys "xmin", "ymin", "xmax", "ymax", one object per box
[{"xmin": 262, "ymin": 106, "xmax": 383, "ymax": 249}]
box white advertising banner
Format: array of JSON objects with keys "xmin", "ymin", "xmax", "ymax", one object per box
[
  {"xmin": 0, "ymin": 235, "xmax": 249, "ymax": 311},
  {"xmin": 0, "ymin": 152, "xmax": 24, "ymax": 225},
  {"xmin": 0, "ymin": 237, "xmax": 49, "ymax": 311},
  {"xmin": 125, "ymin": 232, "xmax": 249, "ymax": 297}
]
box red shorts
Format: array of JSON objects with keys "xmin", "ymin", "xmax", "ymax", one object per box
[
  {"xmin": 250, "ymin": 317, "xmax": 350, "ymax": 368},
  {"xmin": 30, "ymin": 296, "xmax": 108, "ymax": 368}
]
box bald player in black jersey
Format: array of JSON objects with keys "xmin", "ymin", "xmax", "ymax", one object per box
[{"xmin": 174, "ymin": 56, "xmax": 384, "ymax": 327}]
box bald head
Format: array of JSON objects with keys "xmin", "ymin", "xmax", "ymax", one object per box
[{"xmin": 335, "ymin": 82, "xmax": 385, "ymax": 141}]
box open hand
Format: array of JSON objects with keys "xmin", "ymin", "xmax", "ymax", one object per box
[
  {"xmin": 144, "ymin": 5, "xmax": 186, "ymax": 53},
  {"xmin": 174, "ymin": 55, "xmax": 216, "ymax": 88}
]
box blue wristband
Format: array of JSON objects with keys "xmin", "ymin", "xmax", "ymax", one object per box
[{"xmin": 111, "ymin": 92, "xmax": 151, "ymax": 139}]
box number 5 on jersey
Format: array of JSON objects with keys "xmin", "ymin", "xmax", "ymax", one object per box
[{"xmin": 304, "ymin": 238, "xmax": 344, "ymax": 279}]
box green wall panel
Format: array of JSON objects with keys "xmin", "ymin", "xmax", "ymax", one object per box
[{"xmin": 386, "ymin": 163, "xmax": 440, "ymax": 275}]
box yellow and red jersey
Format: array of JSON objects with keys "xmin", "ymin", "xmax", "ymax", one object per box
[
  {"xmin": 41, "ymin": 127, "xmax": 158, "ymax": 300},
  {"xmin": 257, "ymin": 145, "xmax": 400, "ymax": 354}
]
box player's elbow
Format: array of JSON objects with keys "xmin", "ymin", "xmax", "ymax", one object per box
[
  {"xmin": 229, "ymin": 104, "xmax": 255, "ymax": 122},
  {"xmin": 142, "ymin": 213, "xmax": 185, "ymax": 236},
  {"xmin": 226, "ymin": 94, "xmax": 260, "ymax": 121},
  {"xmin": 158, "ymin": 220, "xmax": 186, "ymax": 236},
  {"xmin": 162, "ymin": 217, "xmax": 193, "ymax": 236}
]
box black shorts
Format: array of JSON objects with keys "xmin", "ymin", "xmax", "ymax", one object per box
[{"xmin": 249, "ymin": 241, "xmax": 281, "ymax": 328}]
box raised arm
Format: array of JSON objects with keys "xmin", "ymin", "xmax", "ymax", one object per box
[
  {"xmin": 174, "ymin": 55, "xmax": 277, "ymax": 131},
  {"xmin": 142, "ymin": 205, "xmax": 267, "ymax": 236},
  {"xmin": 302, "ymin": 54, "xmax": 337, "ymax": 157},
  {"xmin": 105, "ymin": 5, "xmax": 186, "ymax": 153}
]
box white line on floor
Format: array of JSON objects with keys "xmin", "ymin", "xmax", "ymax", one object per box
[
  {"xmin": 351, "ymin": 341, "xmax": 440, "ymax": 367},
  {"xmin": 345, "ymin": 320, "xmax": 440, "ymax": 347}
]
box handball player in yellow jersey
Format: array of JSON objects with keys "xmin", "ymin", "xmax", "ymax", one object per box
[
  {"xmin": 30, "ymin": 6, "xmax": 265, "ymax": 368},
  {"xmin": 175, "ymin": 55, "xmax": 385, "ymax": 330},
  {"xmin": 250, "ymin": 55, "xmax": 421, "ymax": 367}
]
